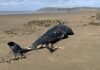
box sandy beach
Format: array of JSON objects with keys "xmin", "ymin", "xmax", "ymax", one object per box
[{"xmin": 0, "ymin": 11, "xmax": 100, "ymax": 70}]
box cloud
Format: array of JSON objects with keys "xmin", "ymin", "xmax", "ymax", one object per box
[
  {"xmin": 0, "ymin": 0, "xmax": 73, "ymax": 4},
  {"xmin": 0, "ymin": 0, "xmax": 23, "ymax": 5},
  {"xmin": 0, "ymin": 0, "xmax": 23, "ymax": 2},
  {"xmin": 0, "ymin": 0, "xmax": 100, "ymax": 11}
]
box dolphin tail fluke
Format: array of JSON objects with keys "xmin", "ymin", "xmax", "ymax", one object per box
[{"xmin": 7, "ymin": 42, "xmax": 31, "ymax": 57}]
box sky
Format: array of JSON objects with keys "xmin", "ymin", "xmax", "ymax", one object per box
[{"xmin": 0, "ymin": 0, "xmax": 100, "ymax": 11}]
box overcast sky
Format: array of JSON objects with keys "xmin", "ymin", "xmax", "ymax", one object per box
[{"xmin": 0, "ymin": 0, "xmax": 100, "ymax": 11}]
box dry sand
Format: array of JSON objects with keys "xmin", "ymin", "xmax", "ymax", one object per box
[{"xmin": 0, "ymin": 11, "xmax": 100, "ymax": 70}]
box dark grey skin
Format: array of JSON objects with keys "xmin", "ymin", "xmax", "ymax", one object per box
[
  {"xmin": 7, "ymin": 42, "xmax": 30, "ymax": 58},
  {"xmin": 28, "ymin": 23, "xmax": 74, "ymax": 52},
  {"xmin": 7, "ymin": 23, "xmax": 74, "ymax": 57}
]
